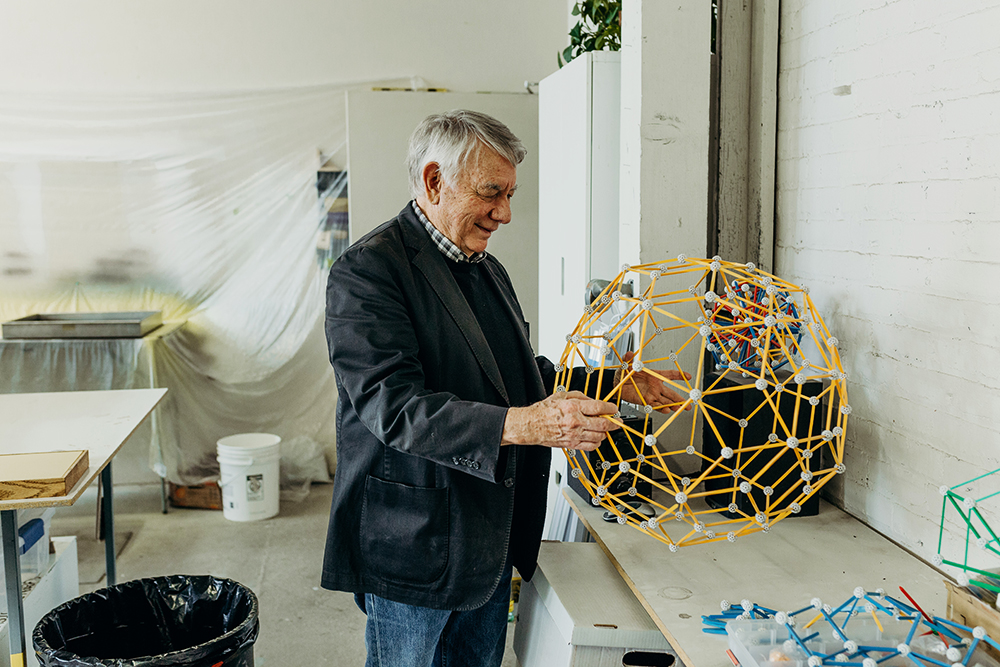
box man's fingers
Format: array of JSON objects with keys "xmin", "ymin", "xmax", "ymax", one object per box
[
  {"xmin": 567, "ymin": 410, "xmax": 617, "ymax": 433},
  {"xmin": 565, "ymin": 440, "xmax": 603, "ymax": 452},
  {"xmin": 560, "ymin": 390, "xmax": 590, "ymax": 400},
  {"xmin": 589, "ymin": 416, "xmax": 619, "ymax": 432},
  {"xmin": 562, "ymin": 429, "xmax": 612, "ymax": 451},
  {"xmin": 578, "ymin": 398, "xmax": 618, "ymax": 416}
]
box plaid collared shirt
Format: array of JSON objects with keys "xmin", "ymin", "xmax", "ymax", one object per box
[{"xmin": 411, "ymin": 200, "xmax": 486, "ymax": 264}]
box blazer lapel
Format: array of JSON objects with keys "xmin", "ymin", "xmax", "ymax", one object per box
[{"xmin": 410, "ymin": 237, "xmax": 510, "ymax": 406}]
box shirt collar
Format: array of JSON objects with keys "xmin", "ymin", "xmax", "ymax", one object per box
[{"xmin": 411, "ymin": 200, "xmax": 487, "ymax": 264}]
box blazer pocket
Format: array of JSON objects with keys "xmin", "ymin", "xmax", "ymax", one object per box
[{"xmin": 360, "ymin": 475, "xmax": 450, "ymax": 585}]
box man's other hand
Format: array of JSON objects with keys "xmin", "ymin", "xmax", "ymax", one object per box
[
  {"xmin": 618, "ymin": 351, "xmax": 693, "ymax": 413},
  {"xmin": 502, "ymin": 391, "xmax": 618, "ymax": 451}
]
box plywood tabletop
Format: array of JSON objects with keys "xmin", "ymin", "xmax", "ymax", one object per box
[
  {"xmin": 564, "ymin": 489, "xmax": 948, "ymax": 667},
  {"xmin": 0, "ymin": 388, "xmax": 166, "ymax": 509}
]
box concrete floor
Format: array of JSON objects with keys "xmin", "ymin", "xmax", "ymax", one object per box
[{"xmin": 50, "ymin": 483, "xmax": 519, "ymax": 666}]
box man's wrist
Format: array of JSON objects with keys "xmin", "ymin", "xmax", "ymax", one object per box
[{"xmin": 501, "ymin": 406, "xmax": 528, "ymax": 446}]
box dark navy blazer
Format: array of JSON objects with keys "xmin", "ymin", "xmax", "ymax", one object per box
[{"xmin": 322, "ymin": 204, "xmax": 555, "ymax": 611}]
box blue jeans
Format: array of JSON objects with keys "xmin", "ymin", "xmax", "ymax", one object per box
[{"xmin": 356, "ymin": 566, "xmax": 512, "ymax": 667}]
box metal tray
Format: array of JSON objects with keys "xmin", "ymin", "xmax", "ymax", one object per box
[{"xmin": 1, "ymin": 311, "xmax": 163, "ymax": 339}]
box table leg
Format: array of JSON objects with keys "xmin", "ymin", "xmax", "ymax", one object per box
[
  {"xmin": 1, "ymin": 509, "xmax": 26, "ymax": 667},
  {"xmin": 101, "ymin": 464, "xmax": 116, "ymax": 587},
  {"xmin": 161, "ymin": 476, "xmax": 168, "ymax": 514}
]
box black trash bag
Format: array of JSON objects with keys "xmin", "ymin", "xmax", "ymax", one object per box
[{"xmin": 33, "ymin": 575, "xmax": 259, "ymax": 667}]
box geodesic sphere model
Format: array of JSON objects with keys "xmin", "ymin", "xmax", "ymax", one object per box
[{"xmin": 555, "ymin": 256, "xmax": 850, "ymax": 548}]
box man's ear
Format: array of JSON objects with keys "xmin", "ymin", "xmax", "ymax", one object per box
[{"xmin": 422, "ymin": 162, "xmax": 443, "ymax": 205}]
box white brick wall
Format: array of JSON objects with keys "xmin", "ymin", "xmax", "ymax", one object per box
[{"xmin": 776, "ymin": 0, "xmax": 1000, "ymax": 562}]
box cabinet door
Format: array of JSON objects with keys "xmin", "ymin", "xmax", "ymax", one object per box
[
  {"xmin": 538, "ymin": 58, "xmax": 591, "ymax": 362},
  {"xmin": 589, "ymin": 53, "xmax": 621, "ymax": 283}
]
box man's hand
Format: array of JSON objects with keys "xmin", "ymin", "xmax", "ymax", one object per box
[
  {"xmin": 502, "ymin": 391, "xmax": 618, "ymax": 451},
  {"xmin": 617, "ymin": 351, "xmax": 693, "ymax": 413}
]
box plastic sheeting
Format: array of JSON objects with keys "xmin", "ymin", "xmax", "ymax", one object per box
[{"xmin": 0, "ymin": 84, "xmax": 402, "ymax": 483}]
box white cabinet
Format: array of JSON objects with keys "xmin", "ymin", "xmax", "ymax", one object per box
[
  {"xmin": 537, "ymin": 51, "xmax": 621, "ymax": 362},
  {"xmin": 537, "ymin": 52, "xmax": 621, "ymax": 542}
]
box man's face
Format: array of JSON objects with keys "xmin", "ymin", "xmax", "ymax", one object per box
[{"xmin": 433, "ymin": 147, "xmax": 517, "ymax": 256}]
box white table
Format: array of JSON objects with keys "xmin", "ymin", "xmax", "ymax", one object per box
[
  {"xmin": 0, "ymin": 321, "xmax": 185, "ymax": 512},
  {"xmin": 0, "ymin": 389, "xmax": 165, "ymax": 667},
  {"xmin": 564, "ymin": 489, "xmax": 948, "ymax": 667}
]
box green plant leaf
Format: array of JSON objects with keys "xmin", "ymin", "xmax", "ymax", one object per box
[{"xmin": 563, "ymin": 0, "xmax": 621, "ymax": 57}]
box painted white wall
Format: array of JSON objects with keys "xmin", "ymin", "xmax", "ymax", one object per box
[
  {"xmin": 0, "ymin": 1, "xmax": 567, "ymax": 94},
  {"xmin": 776, "ymin": 1, "xmax": 1000, "ymax": 563}
]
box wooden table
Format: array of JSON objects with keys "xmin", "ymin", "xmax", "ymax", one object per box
[
  {"xmin": 0, "ymin": 389, "xmax": 166, "ymax": 667},
  {"xmin": 564, "ymin": 489, "xmax": 948, "ymax": 667}
]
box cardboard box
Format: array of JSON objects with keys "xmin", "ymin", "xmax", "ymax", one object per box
[
  {"xmin": 168, "ymin": 482, "xmax": 223, "ymax": 510},
  {"xmin": 513, "ymin": 542, "xmax": 676, "ymax": 667},
  {"xmin": 945, "ymin": 579, "xmax": 1000, "ymax": 660}
]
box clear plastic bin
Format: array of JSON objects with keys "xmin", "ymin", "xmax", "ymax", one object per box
[
  {"xmin": 726, "ymin": 615, "xmax": 1000, "ymax": 667},
  {"xmin": 0, "ymin": 508, "xmax": 54, "ymax": 610}
]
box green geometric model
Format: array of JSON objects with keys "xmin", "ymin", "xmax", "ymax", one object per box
[{"xmin": 935, "ymin": 467, "xmax": 1000, "ymax": 594}]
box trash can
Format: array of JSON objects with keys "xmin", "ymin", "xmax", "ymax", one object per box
[{"xmin": 33, "ymin": 575, "xmax": 259, "ymax": 667}]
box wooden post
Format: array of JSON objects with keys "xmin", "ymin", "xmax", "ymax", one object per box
[{"xmin": 717, "ymin": 0, "xmax": 780, "ymax": 272}]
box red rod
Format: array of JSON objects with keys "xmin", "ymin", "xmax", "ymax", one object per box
[{"xmin": 898, "ymin": 585, "xmax": 938, "ymax": 635}]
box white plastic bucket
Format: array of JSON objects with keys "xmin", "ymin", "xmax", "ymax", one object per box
[{"xmin": 217, "ymin": 433, "xmax": 281, "ymax": 522}]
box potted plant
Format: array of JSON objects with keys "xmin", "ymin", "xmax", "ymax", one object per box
[{"xmin": 559, "ymin": 0, "xmax": 622, "ymax": 67}]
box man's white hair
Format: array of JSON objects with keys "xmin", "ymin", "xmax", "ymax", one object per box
[{"xmin": 406, "ymin": 110, "xmax": 526, "ymax": 198}]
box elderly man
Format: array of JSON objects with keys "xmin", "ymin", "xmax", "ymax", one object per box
[{"xmin": 322, "ymin": 110, "xmax": 682, "ymax": 666}]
